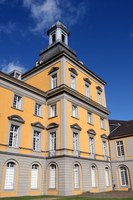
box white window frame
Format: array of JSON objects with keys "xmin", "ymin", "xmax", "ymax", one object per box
[
  {"xmin": 4, "ymin": 162, "xmax": 15, "ymax": 190},
  {"xmin": 51, "ymin": 72, "xmax": 57, "ymax": 89},
  {"xmin": 105, "ymin": 167, "xmax": 110, "ymax": 187},
  {"xmin": 13, "ymin": 94, "xmax": 22, "ymax": 110},
  {"xmin": 89, "ymin": 136, "xmax": 95, "ymax": 158},
  {"xmin": 91, "ymin": 165, "xmax": 96, "ymax": 187},
  {"xmin": 70, "ymin": 73, "xmax": 76, "ymax": 89},
  {"xmin": 31, "ymin": 164, "xmax": 39, "ymax": 189},
  {"xmin": 49, "ymin": 164, "xmax": 56, "ymax": 189},
  {"xmin": 50, "ymin": 104, "xmax": 57, "ymax": 118},
  {"xmin": 100, "ymin": 118, "xmax": 105, "ymax": 129},
  {"xmin": 9, "ymin": 124, "xmax": 19, "ymax": 148},
  {"xmin": 49, "ymin": 132, "xmax": 56, "ymax": 156},
  {"xmin": 88, "ymin": 112, "xmax": 93, "ymax": 124},
  {"xmin": 119, "ymin": 166, "xmax": 128, "ymax": 186},
  {"xmin": 33, "ymin": 130, "xmax": 41, "ymax": 151},
  {"xmin": 34, "ymin": 103, "xmax": 42, "ymax": 117},
  {"xmin": 116, "ymin": 141, "xmax": 125, "ymax": 157},
  {"xmin": 74, "ymin": 164, "xmax": 80, "ymax": 189},
  {"xmin": 85, "ymin": 82, "xmax": 90, "ymax": 97},
  {"xmin": 97, "ymin": 90, "xmax": 102, "ymax": 104},
  {"xmin": 102, "ymin": 140, "xmax": 107, "ymax": 157},
  {"xmin": 72, "ymin": 104, "xmax": 78, "ymax": 118},
  {"xmin": 73, "ymin": 131, "xmax": 79, "ymax": 156}
]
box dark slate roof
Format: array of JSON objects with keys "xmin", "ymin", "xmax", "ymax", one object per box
[{"xmin": 109, "ymin": 119, "xmax": 133, "ymax": 139}]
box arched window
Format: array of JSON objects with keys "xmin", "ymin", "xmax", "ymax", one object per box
[
  {"xmin": 4, "ymin": 162, "xmax": 15, "ymax": 189},
  {"xmin": 119, "ymin": 166, "xmax": 128, "ymax": 186},
  {"xmin": 73, "ymin": 164, "xmax": 80, "ymax": 189},
  {"xmin": 105, "ymin": 166, "xmax": 110, "ymax": 187},
  {"xmin": 91, "ymin": 165, "xmax": 96, "ymax": 187},
  {"xmin": 49, "ymin": 164, "xmax": 56, "ymax": 189},
  {"xmin": 31, "ymin": 164, "xmax": 39, "ymax": 189}
]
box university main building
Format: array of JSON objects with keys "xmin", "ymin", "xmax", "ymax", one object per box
[{"xmin": 0, "ymin": 22, "xmax": 132, "ymax": 197}]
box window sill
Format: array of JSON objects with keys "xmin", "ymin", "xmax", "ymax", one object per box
[
  {"xmin": 71, "ymin": 116, "xmax": 79, "ymax": 120},
  {"xmin": 33, "ymin": 114, "xmax": 43, "ymax": 118},
  {"xmin": 88, "ymin": 122, "xmax": 94, "ymax": 126},
  {"xmin": 11, "ymin": 107, "xmax": 23, "ymax": 112},
  {"xmin": 101, "ymin": 127, "xmax": 106, "ymax": 131},
  {"xmin": 48, "ymin": 115, "xmax": 58, "ymax": 119},
  {"xmin": 33, "ymin": 150, "xmax": 41, "ymax": 152}
]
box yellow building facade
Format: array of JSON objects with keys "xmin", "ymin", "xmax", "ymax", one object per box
[{"xmin": 0, "ymin": 22, "xmax": 131, "ymax": 197}]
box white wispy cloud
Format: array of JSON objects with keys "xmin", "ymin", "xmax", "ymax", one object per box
[
  {"xmin": 23, "ymin": 0, "xmax": 88, "ymax": 34},
  {"xmin": 0, "ymin": 22, "xmax": 16, "ymax": 36},
  {"xmin": 1, "ymin": 61, "xmax": 26, "ymax": 73}
]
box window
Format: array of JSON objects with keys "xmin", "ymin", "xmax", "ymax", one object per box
[
  {"xmin": 33, "ymin": 130, "xmax": 41, "ymax": 151},
  {"xmin": 31, "ymin": 164, "xmax": 39, "ymax": 189},
  {"xmin": 89, "ymin": 137, "xmax": 95, "ymax": 158},
  {"xmin": 51, "ymin": 73, "xmax": 57, "ymax": 89},
  {"xmin": 74, "ymin": 164, "xmax": 80, "ymax": 189},
  {"xmin": 9, "ymin": 124, "xmax": 19, "ymax": 148},
  {"xmin": 97, "ymin": 91, "xmax": 102, "ymax": 104},
  {"xmin": 13, "ymin": 94, "xmax": 22, "ymax": 109},
  {"xmin": 50, "ymin": 104, "xmax": 56, "ymax": 117},
  {"xmin": 116, "ymin": 141, "xmax": 125, "ymax": 157},
  {"xmin": 119, "ymin": 166, "xmax": 128, "ymax": 186},
  {"xmin": 102, "ymin": 141, "xmax": 107, "ymax": 157},
  {"xmin": 91, "ymin": 165, "xmax": 96, "ymax": 187},
  {"xmin": 49, "ymin": 132, "xmax": 56, "ymax": 156},
  {"xmin": 4, "ymin": 162, "xmax": 15, "ymax": 189},
  {"xmin": 62, "ymin": 33, "xmax": 65, "ymax": 43},
  {"xmin": 105, "ymin": 167, "xmax": 110, "ymax": 187},
  {"xmin": 88, "ymin": 112, "xmax": 93, "ymax": 124},
  {"xmin": 52, "ymin": 33, "xmax": 56, "ymax": 43},
  {"xmin": 73, "ymin": 132, "xmax": 79, "ymax": 156},
  {"xmin": 72, "ymin": 105, "xmax": 78, "ymax": 118},
  {"xmin": 49, "ymin": 164, "xmax": 56, "ymax": 189},
  {"xmin": 100, "ymin": 118, "xmax": 105, "ymax": 129},
  {"xmin": 34, "ymin": 103, "xmax": 42, "ymax": 117},
  {"xmin": 85, "ymin": 83, "xmax": 90, "ymax": 97},
  {"xmin": 70, "ymin": 74, "xmax": 76, "ymax": 89}
]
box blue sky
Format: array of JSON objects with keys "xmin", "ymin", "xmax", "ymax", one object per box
[{"xmin": 0, "ymin": 0, "xmax": 133, "ymax": 120}]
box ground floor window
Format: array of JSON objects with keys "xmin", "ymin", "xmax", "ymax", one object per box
[
  {"xmin": 31, "ymin": 164, "xmax": 39, "ymax": 189},
  {"xmin": 119, "ymin": 166, "xmax": 128, "ymax": 186},
  {"xmin": 91, "ymin": 165, "xmax": 96, "ymax": 187},
  {"xmin": 105, "ymin": 166, "xmax": 110, "ymax": 187},
  {"xmin": 4, "ymin": 162, "xmax": 15, "ymax": 189},
  {"xmin": 74, "ymin": 164, "xmax": 80, "ymax": 189},
  {"xmin": 49, "ymin": 164, "xmax": 56, "ymax": 189}
]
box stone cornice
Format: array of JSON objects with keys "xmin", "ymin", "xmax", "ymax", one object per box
[
  {"xmin": 46, "ymin": 84, "xmax": 110, "ymax": 115},
  {"xmin": 0, "ymin": 71, "xmax": 46, "ymax": 98}
]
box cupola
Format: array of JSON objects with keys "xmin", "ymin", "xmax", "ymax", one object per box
[{"xmin": 47, "ymin": 21, "xmax": 70, "ymax": 46}]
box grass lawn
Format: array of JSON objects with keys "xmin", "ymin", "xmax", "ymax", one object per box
[{"xmin": 0, "ymin": 196, "xmax": 133, "ymax": 200}]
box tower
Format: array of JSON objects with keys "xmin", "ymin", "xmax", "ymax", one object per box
[{"xmin": 47, "ymin": 21, "xmax": 70, "ymax": 46}]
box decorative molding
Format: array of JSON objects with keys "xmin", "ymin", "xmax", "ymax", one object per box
[
  {"xmin": 101, "ymin": 133, "xmax": 108, "ymax": 139},
  {"xmin": 96, "ymin": 86, "xmax": 103, "ymax": 92},
  {"xmin": 8, "ymin": 115, "xmax": 25, "ymax": 124},
  {"xmin": 83, "ymin": 78, "xmax": 91, "ymax": 84},
  {"xmin": 70, "ymin": 123, "xmax": 82, "ymax": 131},
  {"xmin": 31, "ymin": 122, "xmax": 45, "ymax": 129},
  {"xmin": 69, "ymin": 68, "xmax": 78, "ymax": 76},
  {"xmin": 48, "ymin": 67, "xmax": 59, "ymax": 75},
  {"xmin": 87, "ymin": 129, "xmax": 96, "ymax": 136},
  {"xmin": 46, "ymin": 123, "xmax": 59, "ymax": 130}
]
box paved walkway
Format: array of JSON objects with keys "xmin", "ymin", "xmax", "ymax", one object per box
[{"xmin": 80, "ymin": 191, "xmax": 133, "ymax": 198}]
